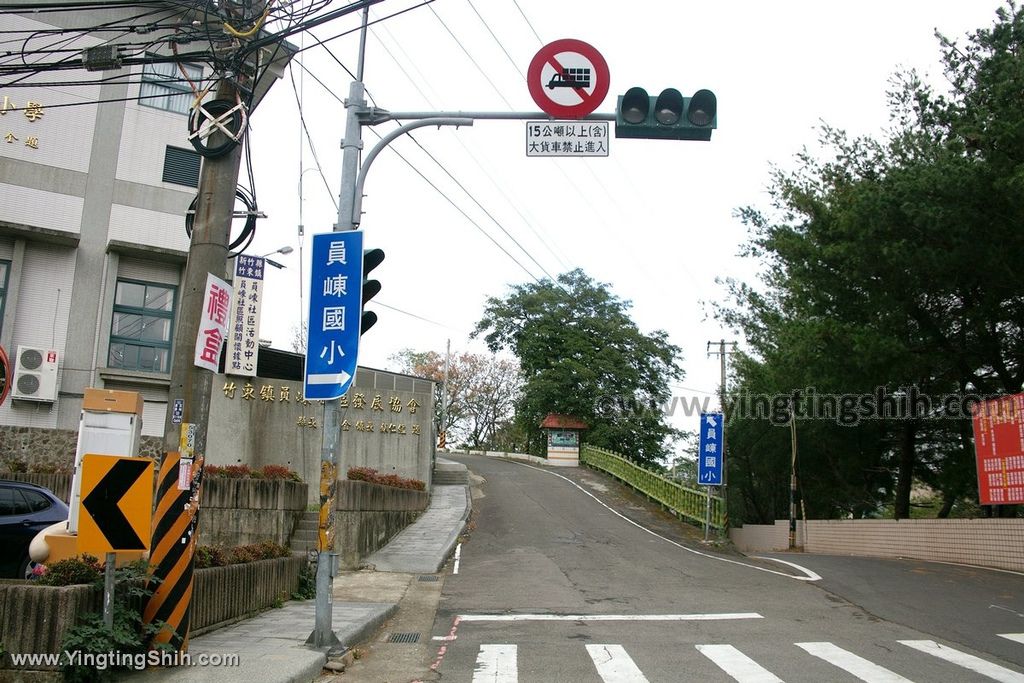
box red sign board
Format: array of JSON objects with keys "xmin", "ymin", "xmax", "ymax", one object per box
[
  {"xmin": 527, "ymin": 39, "xmax": 610, "ymax": 119},
  {"xmin": 972, "ymin": 393, "xmax": 1024, "ymax": 505}
]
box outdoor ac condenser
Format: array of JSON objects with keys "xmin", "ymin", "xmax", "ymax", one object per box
[{"xmin": 11, "ymin": 345, "xmax": 59, "ymax": 402}]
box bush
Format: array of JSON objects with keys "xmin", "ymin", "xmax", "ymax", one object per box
[
  {"xmin": 195, "ymin": 542, "xmax": 291, "ymax": 568},
  {"xmin": 36, "ymin": 554, "xmax": 103, "ymax": 586},
  {"xmin": 60, "ymin": 561, "xmax": 167, "ymax": 682},
  {"xmin": 346, "ymin": 466, "xmax": 425, "ymax": 491},
  {"xmin": 203, "ymin": 463, "xmax": 302, "ymax": 482}
]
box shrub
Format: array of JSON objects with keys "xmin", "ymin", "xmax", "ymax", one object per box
[
  {"xmin": 203, "ymin": 463, "xmax": 302, "ymax": 482},
  {"xmin": 346, "ymin": 467, "xmax": 425, "ymax": 491},
  {"xmin": 194, "ymin": 545, "xmax": 230, "ymax": 569},
  {"xmin": 261, "ymin": 464, "xmax": 301, "ymax": 481},
  {"xmin": 196, "ymin": 542, "xmax": 291, "ymax": 567},
  {"xmin": 223, "ymin": 464, "xmax": 252, "ymax": 478},
  {"xmin": 36, "ymin": 554, "xmax": 103, "ymax": 586}
]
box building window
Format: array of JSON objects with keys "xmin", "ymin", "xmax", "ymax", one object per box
[
  {"xmin": 108, "ymin": 279, "xmax": 176, "ymax": 373},
  {"xmin": 0, "ymin": 259, "xmax": 8, "ymax": 337},
  {"xmin": 139, "ymin": 61, "xmax": 202, "ymax": 115},
  {"xmin": 162, "ymin": 146, "xmax": 201, "ymax": 187}
]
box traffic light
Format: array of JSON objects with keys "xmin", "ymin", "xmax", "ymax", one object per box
[
  {"xmin": 360, "ymin": 248, "xmax": 385, "ymax": 335},
  {"xmin": 615, "ymin": 87, "xmax": 717, "ymax": 141}
]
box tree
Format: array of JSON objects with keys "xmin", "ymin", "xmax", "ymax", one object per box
[
  {"xmin": 473, "ymin": 269, "xmax": 683, "ymax": 467},
  {"xmin": 718, "ymin": 3, "xmax": 1024, "ymax": 521},
  {"xmin": 389, "ymin": 348, "xmax": 521, "ymax": 450}
]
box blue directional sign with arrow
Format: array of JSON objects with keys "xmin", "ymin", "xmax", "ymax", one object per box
[
  {"xmin": 305, "ymin": 231, "xmax": 363, "ymax": 400},
  {"xmin": 78, "ymin": 454, "xmax": 153, "ymax": 554},
  {"xmin": 698, "ymin": 412, "xmax": 724, "ymax": 486}
]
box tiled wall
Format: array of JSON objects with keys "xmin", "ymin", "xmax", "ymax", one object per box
[{"xmin": 730, "ymin": 518, "xmax": 1024, "ymax": 572}]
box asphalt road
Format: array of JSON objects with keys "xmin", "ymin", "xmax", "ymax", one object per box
[{"xmin": 431, "ymin": 455, "xmax": 1024, "ymax": 682}]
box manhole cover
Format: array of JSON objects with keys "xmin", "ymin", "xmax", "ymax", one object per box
[
  {"xmin": 387, "ymin": 632, "xmax": 420, "ymax": 644},
  {"xmin": 418, "ymin": 575, "xmax": 439, "ymax": 582}
]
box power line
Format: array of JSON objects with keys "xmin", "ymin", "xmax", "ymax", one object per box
[
  {"xmin": 466, "ymin": 0, "xmax": 526, "ymax": 81},
  {"xmin": 427, "ymin": 3, "xmax": 514, "ymax": 109},
  {"xmin": 510, "ymin": 0, "xmax": 543, "ymax": 44}
]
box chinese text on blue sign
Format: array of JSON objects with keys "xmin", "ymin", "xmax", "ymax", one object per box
[
  {"xmin": 304, "ymin": 231, "xmax": 363, "ymax": 400},
  {"xmin": 698, "ymin": 412, "xmax": 724, "ymax": 485}
]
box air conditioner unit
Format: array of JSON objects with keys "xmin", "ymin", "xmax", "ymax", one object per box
[{"xmin": 11, "ymin": 346, "xmax": 59, "ymax": 402}]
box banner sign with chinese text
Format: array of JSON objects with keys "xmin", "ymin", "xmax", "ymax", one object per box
[
  {"xmin": 225, "ymin": 255, "xmax": 264, "ymax": 376},
  {"xmin": 194, "ymin": 272, "xmax": 231, "ymax": 372},
  {"xmin": 972, "ymin": 393, "xmax": 1024, "ymax": 505},
  {"xmin": 304, "ymin": 231, "xmax": 363, "ymax": 400},
  {"xmin": 698, "ymin": 412, "xmax": 724, "ymax": 486}
]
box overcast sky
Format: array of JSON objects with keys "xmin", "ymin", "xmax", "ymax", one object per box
[{"xmin": 241, "ymin": 0, "xmax": 1006, "ymax": 447}]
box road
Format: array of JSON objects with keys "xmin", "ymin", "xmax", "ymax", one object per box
[{"xmin": 428, "ymin": 455, "xmax": 1024, "ymax": 682}]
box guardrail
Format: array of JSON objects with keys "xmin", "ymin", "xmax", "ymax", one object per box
[{"xmin": 580, "ymin": 445, "xmax": 725, "ymax": 528}]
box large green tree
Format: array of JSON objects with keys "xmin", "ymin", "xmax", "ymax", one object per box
[
  {"xmin": 720, "ymin": 3, "xmax": 1024, "ymax": 521},
  {"xmin": 473, "ymin": 269, "xmax": 683, "ymax": 467}
]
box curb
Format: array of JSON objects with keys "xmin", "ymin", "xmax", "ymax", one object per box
[
  {"xmin": 336, "ymin": 602, "xmax": 399, "ymax": 648},
  {"xmin": 431, "ymin": 485, "xmax": 472, "ymax": 573}
]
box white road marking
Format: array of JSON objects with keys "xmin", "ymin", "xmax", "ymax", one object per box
[
  {"xmin": 796, "ymin": 642, "xmax": 913, "ymax": 682},
  {"xmin": 516, "ymin": 462, "xmax": 820, "ymax": 581},
  {"xmin": 999, "ymin": 633, "xmax": 1024, "ymax": 645},
  {"xmin": 457, "ymin": 612, "xmax": 762, "ymax": 622},
  {"xmin": 696, "ymin": 644, "xmax": 784, "ymax": 682},
  {"xmin": 750, "ymin": 556, "xmax": 822, "ymax": 581},
  {"xmin": 586, "ymin": 644, "xmax": 650, "ymax": 683},
  {"xmin": 899, "ymin": 640, "xmax": 1024, "ymax": 682},
  {"xmin": 473, "ymin": 644, "xmax": 517, "ymax": 683},
  {"xmin": 454, "ymin": 542, "xmax": 462, "ymax": 574}
]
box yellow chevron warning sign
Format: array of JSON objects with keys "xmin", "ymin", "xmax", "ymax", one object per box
[{"xmin": 78, "ymin": 454, "xmax": 153, "ymax": 555}]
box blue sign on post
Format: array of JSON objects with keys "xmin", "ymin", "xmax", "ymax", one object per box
[
  {"xmin": 698, "ymin": 412, "xmax": 724, "ymax": 485},
  {"xmin": 304, "ymin": 231, "xmax": 363, "ymax": 400}
]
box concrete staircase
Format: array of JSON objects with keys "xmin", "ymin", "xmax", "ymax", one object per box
[
  {"xmin": 432, "ymin": 457, "xmax": 469, "ymax": 486},
  {"xmin": 289, "ymin": 510, "xmax": 319, "ymax": 553}
]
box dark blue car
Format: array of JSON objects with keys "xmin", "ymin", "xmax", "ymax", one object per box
[{"xmin": 0, "ymin": 480, "xmax": 69, "ymax": 579}]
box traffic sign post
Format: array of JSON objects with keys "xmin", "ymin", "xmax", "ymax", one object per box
[
  {"xmin": 77, "ymin": 453, "xmax": 153, "ymax": 628},
  {"xmin": 527, "ymin": 39, "xmax": 610, "ymax": 119},
  {"xmin": 698, "ymin": 412, "xmax": 724, "ymax": 541},
  {"xmin": 305, "ymin": 231, "xmax": 364, "ymax": 401}
]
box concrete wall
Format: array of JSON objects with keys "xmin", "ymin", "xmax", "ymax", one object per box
[
  {"xmin": 730, "ymin": 518, "xmax": 1024, "ymax": 572},
  {"xmin": 199, "ymin": 479, "xmax": 307, "ymax": 548},
  {"xmin": 334, "ymin": 479, "xmax": 428, "ymax": 569},
  {"xmin": 206, "ymin": 368, "xmax": 435, "ymax": 503}
]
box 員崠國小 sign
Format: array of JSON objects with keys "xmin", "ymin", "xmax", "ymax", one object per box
[
  {"xmin": 304, "ymin": 231, "xmax": 363, "ymax": 400},
  {"xmin": 698, "ymin": 413, "xmax": 724, "ymax": 486}
]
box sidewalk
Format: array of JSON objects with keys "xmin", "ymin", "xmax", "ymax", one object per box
[{"xmin": 120, "ymin": 478, "xmax": 471, "ymax": 683}]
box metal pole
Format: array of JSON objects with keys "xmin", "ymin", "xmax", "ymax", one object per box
[
  {"xmin": 718, "ymin": 339, "xmax": 728, "ymax": 533},
  {"xmin": 440, "ymin": 338, "xmax": 450, "ymax": 449},
  {"xmin": 308, "ymin": 5, "xmax": 368, "ymax": 653},
  {"xmin": 789, "ymin": 407, "xmax": 798, "ymax": 550},
  {"xmin": 103, "ymin": 552, "xmax": 115, "ymax": 628},
  {"xmin": 704, "ymin": 491, "xmax": 711, "ymax": 542}
]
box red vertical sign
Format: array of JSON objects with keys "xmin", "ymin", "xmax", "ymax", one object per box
[{"xmin": 972, "ymin": 393, "xmax": 1024, "ymax": 505}]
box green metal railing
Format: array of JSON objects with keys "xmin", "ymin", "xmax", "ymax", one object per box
[{"xmin": 580, "ymin": 445, "xmax": 725, "ymax": 529}]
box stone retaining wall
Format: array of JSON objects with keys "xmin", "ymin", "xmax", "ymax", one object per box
[
  {"xmin": 200, "ymin": 478, "xmax": 308, "ymax": 547},
  {"xmin": 0, "ymin": 426, "xmax": 163, "ymax": 473},
  {"xmin": 0, "ymin": 556, "xmax": 306, "ymax": 678},
  {"xmin": 334, "ymin": 479, "xmax": 428, "ymax": 569}
]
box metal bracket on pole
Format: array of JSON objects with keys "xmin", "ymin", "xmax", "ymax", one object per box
[{"xmin": 350, "ymin": 117, "xmax": 473, "ymax": 226}]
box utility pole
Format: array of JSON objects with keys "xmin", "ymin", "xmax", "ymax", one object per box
[
  {"xmin": 707, "ymin": 339, "xmax": 737, "ymax": 532},
  {"xmin": 149, "ymin": 68, "xmax": 247, "ymax": 652},
  {"xmin": 789, "ymin": 405, "xmax": 799, "ymax": 549}
]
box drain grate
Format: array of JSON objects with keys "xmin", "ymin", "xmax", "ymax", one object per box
[
  {"xmin": 418, "ymin": 575, "xmax": 439, "ymax": 582},
  {"xmin": 387, "ymin": 632, "xmax": 420, "ymax": 644}
]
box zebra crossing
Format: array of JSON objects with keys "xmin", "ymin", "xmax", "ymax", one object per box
[{"xmin": 469, "ymin": 635, "xmax": 1024, "ymax": 682}]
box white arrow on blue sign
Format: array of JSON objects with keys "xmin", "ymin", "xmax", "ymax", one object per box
[
  {"xmin": 304, "ymin": 231, "xmax": 363, "ymax": 400},
  {"xmin": 698, "ymin": 412, "xmax": 724, "ymax": 486}
]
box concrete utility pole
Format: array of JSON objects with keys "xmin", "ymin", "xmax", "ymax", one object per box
[
  {"xmin": 707, "ymin": 339, "xmax": 737, "ymax": 531},
  {"xmin": 440, "ymin": 338, "xmax": 450, "ymax": 450}
]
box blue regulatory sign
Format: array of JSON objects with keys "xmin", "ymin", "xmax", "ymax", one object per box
[
  {"xmin": 304, "ymin": 231, "xmax": 363, "ymax": 400},
  {"xmin": 698, "ymin": 412, "xmax": 724, "ymax": 486}
]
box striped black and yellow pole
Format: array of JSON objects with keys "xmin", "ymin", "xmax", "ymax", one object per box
[{"xmin": 145, "ymin": 424, "xmax": 204, "ymax": 652}]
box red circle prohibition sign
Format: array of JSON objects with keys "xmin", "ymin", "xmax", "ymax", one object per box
[{"xmin": 527, "ymin": 38, "xmax": 610, "ymax": 119}]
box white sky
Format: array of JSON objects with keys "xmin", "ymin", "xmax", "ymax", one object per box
[{"xmin": 241, "ymin": 0, "xmax": 1005, "ymax": 447}]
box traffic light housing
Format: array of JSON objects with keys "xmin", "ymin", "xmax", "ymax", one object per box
[
  {"xmin": 360, "ymin": 248, "xmax": 385, "ymax": 335},
  {"xmin": 615, "ymin": 87, "xmax": 717, "ymax": 141}
]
